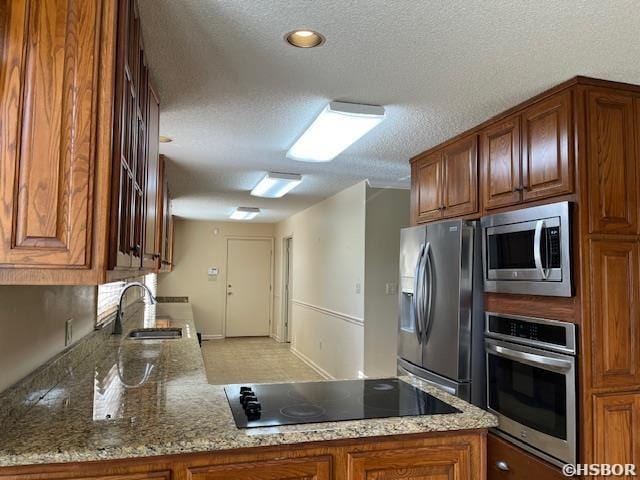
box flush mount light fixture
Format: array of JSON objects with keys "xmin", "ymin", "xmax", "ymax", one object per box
[
  {"xmin": 159, "ymin": 136, "xmax": 173, "ymax": 143},
  {"xmin": 229, "ymin": 207, "xmax": 260, "ymax": 220},
  {"xmin": 285, "ymin": 29, "xmax": 324, "ymax": 48},
  {"xmin": 251, "ymin": 172, "xmax": 303, "ymax": 198},
  {"xmin": 286, "ymin": 102, "xmax": 386, "ymax": 162}
]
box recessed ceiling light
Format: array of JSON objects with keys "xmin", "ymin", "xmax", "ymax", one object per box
[
  {"xmin": 285, "ymin": 29, "xmax": 324, "ymax": 48},
  {"xmin": 251, "ymin": 172, "xmax": 303, "ymax": 198},
  {"xmin": 230, "ymin": 207, "xmax": 260, "ymax": 220},
  {"xmin": 287, "ymin": 102, "xmax": 386, "ymax": 162},
  {"xmin": 159, "ymin": 136, "xmax": 173, "ymax": 143}
]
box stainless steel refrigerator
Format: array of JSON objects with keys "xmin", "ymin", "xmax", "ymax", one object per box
[{"xmin": 397, "ymin": 219, "xmax": 485, "ymax": 407}]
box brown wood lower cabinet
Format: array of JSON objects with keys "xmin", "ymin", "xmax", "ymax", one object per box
[
  {"xmin": 0, "ymin": 431, "xmax": 486, "ymax": 480},
  {"xmin": 593, "ymin": 393, "xmax": 640, "ymax": 470},
  {"xmin": 188, "ymin": 456, "xmax": 332, "ymax": 480},
  {"xmin": 487, "ymin": 433, "xmax": 563, "ymax": 480}
]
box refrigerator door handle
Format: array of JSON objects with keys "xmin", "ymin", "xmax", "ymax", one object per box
[
  {"xmin": 422, "ymin": 242, "xmax": 434, "ymax": 341},
  {"xmin": 412, "ymin": 243, "xmax": 426, "ymax": 343}
]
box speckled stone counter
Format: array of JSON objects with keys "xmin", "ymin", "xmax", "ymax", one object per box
[{"xmin": 0, "ymin": 302, "xmax": 496, "ymax": 467}]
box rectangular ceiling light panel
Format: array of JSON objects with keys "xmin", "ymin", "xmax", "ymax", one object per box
[
  {"xmin": 286, "ymin": 102, "xmax": 386, "ymax": 162},
  {"xmin": 251, "ymin": 172, "xmax": 303, "ymax": 198},
  {"xmin": 230, "ymin": 207, "xmax": 260, "ymax": 220}
]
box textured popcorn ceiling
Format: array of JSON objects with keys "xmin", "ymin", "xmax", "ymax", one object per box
[{"xmin": 138, "ymin": 0, "xmax": 640, "ymax": 222}]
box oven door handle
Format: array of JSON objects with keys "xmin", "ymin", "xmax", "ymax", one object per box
[
  {"xmin": 533, "ymin": 219, "xmax": 549, "ymax": 280},
  {"xmin": 486, "ymin": 343, "xmax": 573, "ymax": 373}
]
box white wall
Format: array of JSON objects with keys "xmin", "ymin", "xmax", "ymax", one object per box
[
  {"xmin": 158, "ymin": 220, "xmax": 274, "ymax": 337},
  {"xmin": 274, "ymin": 182, "xmax": 367, "ymax": 379},
  {"xmin": 0, "ymin": 286, "xmax": 97, "ymax": 392},
  {"xmin": 364, "ymin": 187, "xmax": 410, "ymax": 377}
]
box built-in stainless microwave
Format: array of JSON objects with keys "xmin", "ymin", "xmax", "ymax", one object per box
[{"xmin": 481, "ymin": 202, "xmax": 572, "ymax": 297}]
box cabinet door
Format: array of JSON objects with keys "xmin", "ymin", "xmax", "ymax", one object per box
[
  {"xmin": 347, "ymin": 443, "xmax": 475, "ymax": 480},
  {"xmin": 187, "ymin": 456, "xmax": 331, "ymax": 480},
  {"xmin": 593, "ymin": 393, "xmax": 640, "ymax": 473},
  {"xmin": 142, "ymin": 82, "xmax": 161, "ymax": 270},
  {"xmin": 0, "ymin": 0, "xmax": 100, "ymax": 268},
  {"xmin": 589, "ymin": 240, "xmax": 640, "ymax": 389},
  {"xmin": 442, "ymin": 135, "xmax": 478, "ymax": 218},
  {"xmin": 487, "ymin": 433, "xmax": 564, "ymax": 480},
  {"xmin": 413, "ymin": 152, "xmax": 443, "ymax": 224},
  {"xmin": 587, "ymin": 90, "xmax": 639, "ymax": 234},
  {"xmin": 481, "ymin": 115, "xmax": 522, "ymax": 210},
  {"xmin": 521, "ymin": 91, "xmax": 573, "ymax": 202}
]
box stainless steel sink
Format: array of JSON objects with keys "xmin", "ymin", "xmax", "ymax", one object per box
[{"xmin": 127, "ymin": 328, "xmax": 182, "ymax": 340}]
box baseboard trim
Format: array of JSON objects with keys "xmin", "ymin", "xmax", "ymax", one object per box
[
  {"xmin": 270, "ymin": 333, "xmax": 283, "ymax": 343},
  {"xmin": 291, "ymin": 300, "xmax": 364, "ymax": 327},
  {"xmin": 290, "ymin": 346, "xmax": 334, "ymax": 380},
  {"xmin": 201, "ymin": 334, "xmax": 224, "ymax": 340}
]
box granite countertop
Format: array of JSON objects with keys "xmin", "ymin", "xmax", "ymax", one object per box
[{"xmin": 0, "ymin": 302, "xmax": 497, "ymax": 467}]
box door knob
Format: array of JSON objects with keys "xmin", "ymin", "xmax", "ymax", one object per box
[{"xmin": 496, "ymin": 461, "xmax": 509, "ymax": 471}]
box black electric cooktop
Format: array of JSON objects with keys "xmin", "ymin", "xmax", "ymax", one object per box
[{"xmin": 224, "ymin": 378, "xmax": 460, "ymax": 429}]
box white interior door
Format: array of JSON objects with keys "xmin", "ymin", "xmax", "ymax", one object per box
[{"xmin": 225, "ymin": 238, "xmax": 272, "ymax": 337}]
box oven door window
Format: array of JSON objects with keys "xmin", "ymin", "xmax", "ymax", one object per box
[{"xmin": 488, "ymin": 353, "xmax": 567, "ymax": 439}]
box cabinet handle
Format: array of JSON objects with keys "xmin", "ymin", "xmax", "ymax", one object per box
[
  {"xmin": 513, "ymin": 186, "xmax": 524, "ymax": 193},
  {"xmin": 496, "ymin": 461, "xmax": 509, "ymax": 471}
]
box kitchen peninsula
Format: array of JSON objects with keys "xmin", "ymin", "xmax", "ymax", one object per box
[{"xmin": 0, "ymin": 301, "xmax": 496, "ymax": 479}]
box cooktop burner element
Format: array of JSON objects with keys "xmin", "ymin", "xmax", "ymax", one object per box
[{"xmin": 224, "ymin": 378, "xmax": 460, "ymax": 429}]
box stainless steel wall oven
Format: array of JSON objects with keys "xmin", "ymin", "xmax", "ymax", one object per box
[{"xmin": 485, "ymin": 312, "xmax": 577, "ymax": 467}]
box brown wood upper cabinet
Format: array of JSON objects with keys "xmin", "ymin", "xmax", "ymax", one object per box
[
  {"xmin": 0, "ymin": 0, "xmax": 101, "ymax": 271},
  {"xmin": 521, "ymin": 91, "xmax": 572, "ymax": 202},
  {"xmin": 143, "ymin": 82, "xmax": 162, "ymax": 270},
  {"xmin": 480, "ymin": 114, "xmax": 522, "ymax": 210},
  {"xmin": 411, "ymin": 135, "xmax": 478, "ymax": 224},
  {"xmin": 0, "ymin": 0, "xmax": 169, "ymax": 284},
  {"xmin": 480, "ymin": 91, "xmax": 573, "ymax": 211},
  {"xmin": 587, "ymin": 89, "xmax": 639, "ymax": 235}
]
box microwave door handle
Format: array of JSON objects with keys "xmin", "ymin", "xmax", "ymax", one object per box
[
  {"xmin": 412, "ymin": 244, "xmax": 425, "ymax": 343},
  {"xmin": 486, "ymin": 343, "xmax": 572, "ymax": 373},
  {"xmin": 533, "ymin": 220, "xmax": 549, "ymax": 280}
]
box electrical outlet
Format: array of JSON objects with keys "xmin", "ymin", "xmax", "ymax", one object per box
[
  {"xmin": 385, "ymin": 282, "xmax": 398, "ymax": 295},
  {"xmin": 319, "ymin": 341, "xmax": 323, "ymax": 350},
  {"xmin": 65, "ymin": 318, "xmax": 73, "ymax": 346},
  {"xmin": 355, "ymin": 282, "xmax": 361, "ymax": 294}
]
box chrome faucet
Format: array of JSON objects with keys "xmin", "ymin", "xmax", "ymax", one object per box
[{"xmin": 112, "ymin": 282, "xmax": 157, "ymax": 335}]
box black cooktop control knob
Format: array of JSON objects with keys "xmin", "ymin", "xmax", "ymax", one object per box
[
  {"xmin": 240, "ymin": 386, "xmax": 252, "ymax": 394},
  {"xmin": 245, "ymin": 401, "xmax": 261, "ymax": 417},
  {"xmin": 241, "ymin": 395, "xmax": 258, "ymax": 407},
  {"xmin": 239, "ymin": 389, "xmax": 255, "ymax": 403}
]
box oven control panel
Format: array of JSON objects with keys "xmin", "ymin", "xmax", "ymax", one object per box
[{"xmin": 486, "ymin": 313, "xmax": 576, "ymax": 354}]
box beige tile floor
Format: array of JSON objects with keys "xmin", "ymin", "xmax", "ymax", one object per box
[{"xmin": 201, "ymin": 337, "xmax": 324, "ymax": 385}]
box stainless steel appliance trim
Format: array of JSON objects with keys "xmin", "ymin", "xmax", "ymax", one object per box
[
  {"xmin": 484, "ymin": 312, "xmax": 577, "ymax": 354},
  {"xmin": 481, "ymin": 201, "xmax": 572, "ymax": 297},
  {"xmin": 485, "ymin": 338, "xmax": 576, "ymax": 465},
  {"xmin": 398, "ymin": 357, "xmax": 470, "ymax": 399},
  {"xmin": 486, "ymin": 342, "xmax": 572, "ymax": 373}
]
